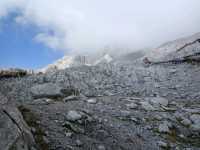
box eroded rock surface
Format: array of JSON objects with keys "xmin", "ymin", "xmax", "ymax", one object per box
[{"xmin": 0, "ymin": 105, "xmax": 36, "ymax": 150}]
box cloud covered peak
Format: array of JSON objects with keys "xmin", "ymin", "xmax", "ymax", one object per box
[{"xmin": 0, "ymin": 0, "xmax": 200, "ymax": 54}]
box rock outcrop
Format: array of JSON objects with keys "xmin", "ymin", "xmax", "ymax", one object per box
[{"xmin": 0, "ymin": 105, "xmax": 36, "ymax": 150}]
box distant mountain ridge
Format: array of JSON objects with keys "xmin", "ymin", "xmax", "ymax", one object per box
[
  {"xmin": 39, "ymin": 32, "xmax": 200, "ymax": 73},
  {"xmin": 38, "ymin": 53, "xmax": 114, "ymax": 73}
]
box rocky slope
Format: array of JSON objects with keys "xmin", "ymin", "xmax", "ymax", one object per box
[
  {"xmin": 146, "ymin": 32, "xmax": 200, "ymax": 63},
  {"xmin": 39, "ymin": 54, "xmax": 114, "ymax": 73},
  {"xmin": 0, "ymin": 33, "xmax": 200, "ymax": 150}
]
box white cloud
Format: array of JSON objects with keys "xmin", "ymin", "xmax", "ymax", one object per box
[{"xmin": 0, "ymin": 0, "xmax": 200, "ymax": 54}]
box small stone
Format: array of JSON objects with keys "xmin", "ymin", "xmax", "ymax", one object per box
[
  {"xmin": 185, "ymin": 148, "xmax": 192, "ymax": 150},
  {"xmin": 191, "ymin": 124, "xmax": 200, "ymax": 131},
  {"xmin": 158, "ymin": 121, "xmax": 172, "ymax": 133},
  {"xmin": 75, "ymin": 139, "xmax": 83, "ymax": 146},
  {"xmin": 157, "ymin": 141, "xmax": 168, "ymax": 148},
  {"xmin": 130, "ymin": 117, "xmax": 139, "ymax": 123},
  {"xmin": 120, "ymin": 110, "xmax": 131, "ymax": 117},
  {"xmin": 104, "ymin": 119, "xmax": 108, "ymax": 122},
  {"xmin": 63, "ymin": 121, "xmax": 85, "ymax": 133},
  {"xmin": 63, "ymin": 95, "xmax": 78, "ymax": 102},
  {"xmin": 140, "ymin": 101, "xmax": 155, "ymax": 111},
  {"xmin": 190, "ymin": 114, "xmax": 200, "ymax": 131},
  {"xmin": 126, "ymin": 103, "xmax": 137, "ymax": 109},
  {"xmin": 31, "ymin": 127, "xmax": 36, "ymax": 133},
  {"xmin": 87, "ymin": 98, "xmax": 97, "ymax": 104},
  {"xmin": 66, "ymin": 110, "xmax": 82, "ymax": 121},
  {"xmin": 145, "ymin": 125, "xmax": 152, "ymax": 130},
  {"xmin": 178, "ymin": 134, "xmax": 185, "ymax": 138},
  {"xmin": 180, "ymin": 118, "xmax": 192, "ymax": 127},
  {"xmin": 174, "ymin": 112, "xmax": 184, "ymax": 120},
  {"xmin": 150, "ymin": 97, "xmax": 168, "ymax": 107},
  {"xmin": 154, "ymin": 114, "xmax": 163, "ymax": 121},
  {"xmin": 65, "ymin": 132, "xmax": 73, "ymax": 137},
  {"xmin": 33, "ymin": 98, "xmax": 53, "ymax": 105},
  {"xmin": 43, "ymin": 136, "xmax": 50, "ymax": 144},
  {"xmin": 190, "ymin": 114, "xmax": 200, "ymax": 124},
  {"xmin": 184, "ymin": 108, "xmax": 200, "ymax": 113},
  {"xmin": 169, "ymin": 69, "xmax": 176, "ymax": 74},
  {"xmin": 97, "ymin": 145, "xmax": 106, "ymax": 150}
]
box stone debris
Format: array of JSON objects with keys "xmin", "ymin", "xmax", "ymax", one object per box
[
  {"xmin": 31, "ymin": 83, "xmax": 63, "ymax": 99},
  {"xmin": 149, "ymin": 97, "xmax": 169, "ymax": 107},
  {"xmin": 190, "ymin": 114, "xmax": 200, "ymax": 131},
  {"xmin": 126, "ymin": 103, "xmax": 138, "ymax": 109},
  {"xmin": 157, "ymin": 141, "xmax": 168, "ymax": 148},
  {"xmin": 63, "ymin": 95, "xmax": 79, "ymax": 102},
  {"xmin": 66, "ymin": 110, "xmax": 82, "ymax": 121},
  {"xmin": 158, "ymin": 121, "xmax": 172, "ymax": 133},
  {"xmin": 97, "ymin": 145, "xmax": 106, "ymax": 150},
  {"xmin": 180, "ymin": 118, "xmax": 192, "ymax": 127},
  {"xmin": 87, "ymin": 98, "xmax": 97, "ymax": 104},
  {"xmin": 140, "ymin": 101, "xmax": 156, "ymax": 111}
]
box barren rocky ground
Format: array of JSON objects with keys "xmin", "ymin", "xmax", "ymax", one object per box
[{"xmin": 0, "ymin": 60, "xmax": 200, "ymax": 150}]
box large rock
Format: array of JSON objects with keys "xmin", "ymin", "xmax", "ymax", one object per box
[
  {"xmin": 31, "ymin": 83, "xmax": 63, "ymax": 99},
  {"xmin": 0, "ymin": 105, "xmax": 36, "ymax": 150}
]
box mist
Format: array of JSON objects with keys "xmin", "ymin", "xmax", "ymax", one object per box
[{"xmin": 0, "ymin": 0, "xmax": 200, "ymax": 54}]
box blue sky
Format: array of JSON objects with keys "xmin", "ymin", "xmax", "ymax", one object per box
[{"xmin": 0, "ymin": 14, "xmax": 64, "ymax": 69}]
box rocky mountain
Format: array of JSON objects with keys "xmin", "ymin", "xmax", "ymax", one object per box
[
  {"xmin": 0, "ymin": 33, "xmax": 200, "ymax": 150},
  {"xmin": 39, "ymin": 54, "xmax": 114, "ymax": 73},
  {"xmin": 145, "ymin": 32, "xmax": 200, "ymax": 63},
  {"xmin": 38, "ymin": 55, "xmax": 88, "ymax": 73}
]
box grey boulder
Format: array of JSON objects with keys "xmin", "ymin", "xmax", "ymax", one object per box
[{"xmin": 30, "ymin": 83, "xmax": 63, "ymax": 99}]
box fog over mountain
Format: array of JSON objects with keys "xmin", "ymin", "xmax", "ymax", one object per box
[
  {"xmin": 1, "ymin": 1, "xmax": 200, "ymax": 149},
  {"xmin": 0, "ymin": 0, "xmax": 200, "ymax": 54}
]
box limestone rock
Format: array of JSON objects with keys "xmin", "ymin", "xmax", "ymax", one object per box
[
  {"xmin": 180, "ymin": 118, "xmax": 192, "ymax": 127},
  {"xmin": 140, "ymin": 101, "xmax": 155, "ymax": 111},
  {"xmin": 150, "ymin": 97, "xmax": 168, "ymax": 107},
  {"xmin": 31, "ymin": 83, "xmax": 63, "ymax": 99},
  {"xmin": 87, "ymin": 98, "xmax": 97, "ymax": 104},
  {"xmin": 158, "ymin": 121, "xmax": 172, "ymax": 133},
  {"xmin": 66, "ymin": 110, "xmax": 82, "ymax": 121},
  {"xmin": 126, "ymin": 103, "xmax": 137, "ymax": 109},
  {"xmin": 190, "ymin": 114, "xmax": 200, "ymax": 131},
  {"xmin": 0, "ymin": 105, "xmax": 36, "ymax": 150}
]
